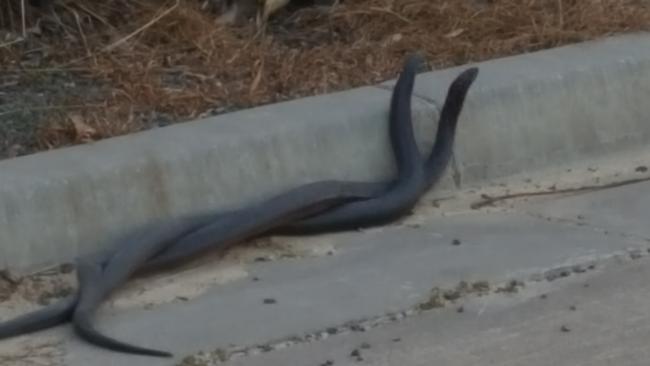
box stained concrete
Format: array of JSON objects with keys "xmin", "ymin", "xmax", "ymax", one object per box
[{"xmin": 224, "ymin": 258, "xmax": 650, "ymax": 366}]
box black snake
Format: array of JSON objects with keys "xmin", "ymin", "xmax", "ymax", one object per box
[{"xmin": 0, "ymin": 55, "xmax": 479, "ymax": 358}]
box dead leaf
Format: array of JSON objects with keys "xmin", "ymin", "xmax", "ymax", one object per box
[
  {"xmin": 445, "ymin": 28, "xmax": 465, "ymax": 38},
  {"xmin": 249, "ymin": 59, "xmax": 264, "ymax": 95},
  {"xmin": 69, "ymin": 114, "xmax": 97, "ymax": 142},
  {"xmin": 262, "ymin": 0, "xmax": 291, "ymax": 20}
]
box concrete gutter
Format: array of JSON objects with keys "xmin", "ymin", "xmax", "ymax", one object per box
[{"xmin": 2, "ymin": 32, "xmax": 650, "ymax": 270}]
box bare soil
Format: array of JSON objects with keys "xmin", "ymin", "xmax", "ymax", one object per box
[{"xmin": 1, "ymin": 0, "xmax": 649, "ymax": 159}]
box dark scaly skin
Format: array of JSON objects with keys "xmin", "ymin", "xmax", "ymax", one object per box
[
  {"xmin": 0, "ymin": 211, "xmax": 229, "ymax": 341},
  {"xmin": 141, "ymin": 61, "xmax": 481, "ymax": 265},
  {"xmin": 0, "ymin": 296, "xmax": 77, "ymax": 339},
  {"xmin": 68, "ymin": 54, "xmax": 431, "ymax": 357},
  {"xmin": 0, "ymin": 53, "xmax": 422, "ymax": 342},
  {"xmin": 421, "ymin": 68, "xmax": 478, "ymax": 184},
  {"xmin": 0, "ymin": 57, "xmax": 478, "ymax": 355},
  {"xmin": 276, "ymin": 65, "xmax": 479, "ymax": 234},
  {"xmin": 147, "ymin": 55, "xmax": 427, "ymax": 268},
  {"xmin": 72, "ymin": 61, "xmax": 480, "ymax": 358},
  {"xmin": 72, "ymin": 58, "xmax": 424, "ymax": 357},
  {"xmin": 70, "ymin": 218, "xmax": 236, "ymax": 358},
  {"xmin": 74, "ymin": 258, "xmax": 174, "ymax": 357},
  {"xmin": 71, "ymin": 180, "xmax": 390, "ymax": 357},
  {"xmin": 0, "ymin": 182, "xmax": 381, "ymax": 341}
]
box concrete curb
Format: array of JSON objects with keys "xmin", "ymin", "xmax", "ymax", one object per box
[{"xmin": 2, "ymin": 32, "xmax": 650, "ymax": 270}]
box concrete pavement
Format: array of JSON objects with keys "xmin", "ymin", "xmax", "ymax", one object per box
[
  {"xmin": 223, "ymin": 255, "xmax": 650, "ymax": 366},
  {"xmin": 3, "ymin": 148, "xmax": 650, "ymax": 365}
]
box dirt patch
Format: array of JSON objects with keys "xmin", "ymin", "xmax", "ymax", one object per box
[
  {"xmin": 0, "ymin": 233, "xmax": 338, "ymax": 316},
  {"xmin": 1, "ymin": 0, "xmax": 648, "ymax": 158},
  {"xmin": 0, "ymin": 264, "xmax": 75, "ymax": 309},
  {"xmin": 0, "ymin": 338, "xmax": 65, "ymax": 366},
  {"xmin": 418, "ymin": 280, "xmax": 492, "ymax": 311},
  {"xmin": 108, "ymin": 233, "xmax": 337, "ymax": 309}
]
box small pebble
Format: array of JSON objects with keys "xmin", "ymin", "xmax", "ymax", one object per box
[
  {"xmin": 560, "ymin": 325, "xmax": 571, "ymax": 332},
  {"xmin": 350, "ymin": 324, "xmax": 366, "ymax": 332},
  {"xmin": 260, "ymin": 344, "xmax": 273, "ymax": 352},
  {"xmin": 263, "ymin": 298, "xmax": 277, "ymax": 304},
  {"xmin": 349, "ymin": 349, "xmax": 363, "ymax": 362},
  {"xmin": 452, "ymin": 239, "xmax": 461, "ymax": 246}
]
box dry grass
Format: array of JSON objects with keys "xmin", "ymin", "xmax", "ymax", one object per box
[{"xmin": 1, "ymin": 0, "xmax": 649, "ymax": 157}]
